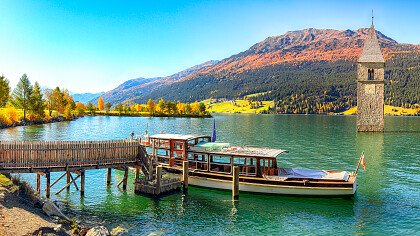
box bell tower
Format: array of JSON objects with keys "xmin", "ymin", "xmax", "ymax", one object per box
[{"xmin": 357, "ymin": 17, "xmax": 385, "ymax": 132}]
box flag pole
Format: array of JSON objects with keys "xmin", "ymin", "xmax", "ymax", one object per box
[{"xmin": 354, "ymin": 151, "xmax": 364, "ymax": 175}]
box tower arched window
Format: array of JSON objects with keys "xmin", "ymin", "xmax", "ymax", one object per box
[{"xmin": 368, "ymin": 69, "xmax": 374, "ymax": 80}]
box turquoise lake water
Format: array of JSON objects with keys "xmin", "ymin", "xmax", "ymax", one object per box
[{"xmin": 0, "ymin": 114, "xmax": 419, "ymax": 235}]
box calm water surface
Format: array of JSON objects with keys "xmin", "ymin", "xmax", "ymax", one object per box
[{"xmin": 1, "ymin": 114, "xmax": 419, "ymax": 235}]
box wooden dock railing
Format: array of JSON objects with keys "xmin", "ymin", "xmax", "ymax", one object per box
[{"xmin": 0, "ymin": 139, "xmax": 141, "ymax": 173}]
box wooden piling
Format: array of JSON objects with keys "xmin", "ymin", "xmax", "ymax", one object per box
[
  {"xmin": 232, "ymin": 166, "xmax": 239, "ymax": 200},
  {"xmin": 123, "ymin": 168, "xmax": 128, "ymax": 190},
  {"xmin": 135, "ymin": 167, "xmax": 140, "ymax": 180},
  {"xmin": 80, "ymin": 170, "xmax": 85, "ymax": 196},
  {"xmin": 46, "ymin": 171, "xmax": 51, "ymax": 198},
  {"xmin": 182, "ymin": 161, "xmax": 189, "ymax": 192},
  {"xmin": 106, "ymin": 168, "xmax": 112, "ymax": 186},
  {"xmin": 66, "ymin": 171, "xmax": 71, "ymax": 190},
  {"xmin": 156, "ymin": 165, "xmax": 162, "ymax": 195},
  {"xmin": 36, "ymin": 173, "xmax": 41, "ymax": 195}
]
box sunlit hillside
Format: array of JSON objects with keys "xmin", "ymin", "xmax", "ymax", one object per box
[
  {"xmin": 203, "ymin": 99, "xmax": 274, "ymax": 114},
  {"xmin": 342, "ymin": 105, "xmax": 419, "ymax": 116}
]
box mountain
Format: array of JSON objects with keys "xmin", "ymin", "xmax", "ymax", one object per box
[
  {"xmin": 95, "ymin": 60, "xmax": 218, "ymax": 105},
  {"xmin": 104, "ymin": 28, "xmax": 419, "ymax": 113},
  {"xmin": 72, "ymin": 92, "xmax": 104, "ymax": 104}
]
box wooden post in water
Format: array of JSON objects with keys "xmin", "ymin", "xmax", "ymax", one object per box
[
  {"xmin": 36, "ymin": 173, "xmax": 41, "ymax": 195},
  {"xmin": 123, "ymin": 168, "xmax": 128, "ymax": 190},
  {"xmin": 183, "ymin": 161, "xmax": 189, "ymax": 192},
  {"xmin": 46, "ymin": 171, "xmax": 51, "ymax": 198},
  {"xmin": 80, "ymin": 170, "xmax": 85, "ymax": 196},
  {"xmin": 66, "ymin": 171, "xmax": 71, "ymax": 190},
  {"xmin": 106, "ymin": 168, "xmax": 112, "ymax": 186},
  {"xmin": 232, "ymin": 166, "xmax": 239, "ymax": 200},
  {"xmin": 156, "ymin": 165, "xmax": 162, "ymax": 195},
  {"xmin": 135, "ymin": 167, "xmax": 140, "ymax": 180}
]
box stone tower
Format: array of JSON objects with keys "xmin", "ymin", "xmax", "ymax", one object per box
[{"xmin": 357, "ymin": 20, "xmax": 385, "ymax": 132}]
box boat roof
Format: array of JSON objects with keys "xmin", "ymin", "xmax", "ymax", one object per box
[
  {"xmin": 190, "ymin": 144, "xmax": 288, "ymax": 158},
  {"xmin": 149, "ymin": 133, "xmax": 210, "ymax": 140}
]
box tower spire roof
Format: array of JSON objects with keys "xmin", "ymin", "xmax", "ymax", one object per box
[{"xmin": 358, "ymin": 20, "xmax": 385, "ymax": 63}]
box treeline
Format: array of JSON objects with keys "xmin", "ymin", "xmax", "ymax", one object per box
[
  {"xmin": 90, "ymin": 97, "xmax": 209, "ymax": 117},
  {"xmin": 139, "ymin": 53, "xmax": 419, "ymax": 114},
  {"xmin": 0, "ymin": 74, "xmax": 81, "ymax": 127}
]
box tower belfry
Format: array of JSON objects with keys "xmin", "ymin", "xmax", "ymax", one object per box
[{"xmin": 356, "ymin": 17, "xmax": 385, "ymax": 132}]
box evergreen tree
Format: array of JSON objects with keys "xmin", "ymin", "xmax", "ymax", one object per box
[
  {"xmin": 29, "ymin": 82, "xmax": 46, "ymax": 119},
  {"xmin": 0, "ymin": 75, "xmax": 10, "ymax": 107},
  {"xmin": 11, "ymin": 74, "xmax": 33, "ymax": 119}
]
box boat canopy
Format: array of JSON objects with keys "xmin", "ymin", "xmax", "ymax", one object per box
[
  {"xmin": 190, "ymin": 144, "xmax": 287, "ymax": 158},
  {"xmin": 149, "ymin": 133, "xmax": 209, "ymax": 141}
]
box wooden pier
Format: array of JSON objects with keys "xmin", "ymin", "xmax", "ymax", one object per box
[{"xmin": 0, "ymin": 139, "xmax": 180, "ymax": 198}]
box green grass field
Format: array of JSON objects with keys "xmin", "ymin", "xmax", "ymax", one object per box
[
  {"xmin": 203, "ymin": 99, "xmax": 274, "ymax": 114},
  {"xmin": 342, "ymin": 105, "xmax": 419, "ymax": 116}
]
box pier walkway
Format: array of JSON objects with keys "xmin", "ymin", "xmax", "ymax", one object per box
[{"xmin": 0, "ymin": 139, "xmax": 158, "ymax": 197}]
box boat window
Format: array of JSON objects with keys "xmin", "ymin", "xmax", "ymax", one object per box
[
  {"xmin": 157, "ymin": 139, "xmax": 170, "ymax": 149},
  {"xmin": 210, "ymin": 155, "xmax": 232, "ymax": 174},
  {"xmin": 173, "ymin": 142, "xmax": 184, "ymax": 150},
  {"xmin": 234, "ymin": 157, "xmax": 256, "ymax": 176},
  {"xmin": 187, "ymin": 153, "xmax": 208, "ymax": 171}
]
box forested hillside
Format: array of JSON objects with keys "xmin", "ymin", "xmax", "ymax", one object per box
[
  {"xmin": 104, "ymin": 28, "xmax": 419, "ymax": 114},
  {"xmin": 139, "ymin": 52, "xmax": 419, "ymax": 114}
]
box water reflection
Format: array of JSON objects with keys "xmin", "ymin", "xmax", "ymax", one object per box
[{"xmin": 1, "ymin": 115, "xmax": 419, "ymax": 235}]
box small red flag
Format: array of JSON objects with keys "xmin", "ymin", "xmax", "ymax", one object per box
[{"xmin": 360, "ymin": 153, "xmax": 366, "ymax": 170}]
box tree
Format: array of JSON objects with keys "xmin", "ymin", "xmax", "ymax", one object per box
[
  {"xmin": 29, "ymin": 82, "xmax": 46, "ymax": 119},
  {"xmin": 52, "ymin": 87, "xmax": 67, "ymax": 114},
  {"xmin": 157, "ymin": 98, "xmax": 166, "ymax": 113},
  {"xmin": 43, "ymin": 88, "xmax": 54, "ymax": 116},
  {"xmin": 0, "ymin": 75, "xmax": 10, "ymax": 107},
  {"xmin": 115, "ymin": 102, "xmax": 123, "ymax": 115},
  {"xmin": 75, "ymin": 102, "xmax": 86, "ymax": 116},
  {"xmin": 191, "ymin": 101, "xmax": 199, "ymax": 114},
  {"xmin": 11, "ymin": 74, "xmax": 33, "ymax": 119},
  {"xmin": 97, "ymin": 96, "xmax": 104, "ymax": 111},
  {"xmin": 105, "ymin": 102, "xmax": 111, "ymax": 113},
  {"xmin": 86, "ymin": 102, "xmax": 95, "ymax": 115},
  {"xmin": 198, "ymin": 102, "xmax": 206, "ymax": 115},
  {"xmin": 147, "ymin": 99, "xmax": 156, "ymax": 114}
]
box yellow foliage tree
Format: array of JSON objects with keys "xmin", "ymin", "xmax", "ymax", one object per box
[
  {"xmin": 135, "ymin": 104, "xmax": 142, "ymax": 112},
  {"xmin": 0, "ymin": 105, "xmax": 19, "ymax": 126},
  {"xmin": 147, "ymin": 99, "xmax": 156, "ymax": 114},
  {"xmin": 191, "ymin": 101, "xmax": 199, "ymax": 114},
  {"xmin": 97, "ymin": 96, "xmax": 104, "ymax": 111},
  {"xmin": 177, "ymin": 102, "xmax": 185, "ymax": 114}
]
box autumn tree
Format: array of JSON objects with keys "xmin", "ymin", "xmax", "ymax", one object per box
[
  {"xmin": 147, "ymin": 99, "xmax": 156, "ymax": 114},
  {"xmin": 75, "ymin": 102, "xmax": 86, "ymax": 116},
  {"xmin": 191, "ymin": 101, "xmax": 199, "ymax": 114},
  {"xmin": 105, "ymin": 102, "xmax": 111, "ymax": 113},
  {"xmin": 177, "ymin": 101, "xmax": 185, "ymax": 114},
  {"xmin": 29, "ymin": 82, "xmax": 46, "ymax": 119},
  {"xmin": 156, "ymin": 98, "xmax": 165, "ymax": 113},
  {"xmin": 0, "ymin": 75, "xmax": 10, "ymax": 107},
  {"xmin": 11, "ymin": 74, "xmax": 33, "ymax": 119},
  {"xmin": 97, "ymin": 96, "xmax": 104, "ymax": 111},
  {"xmin": 52, "ymin": 87, "xmax": 67, "ymax": 114}
]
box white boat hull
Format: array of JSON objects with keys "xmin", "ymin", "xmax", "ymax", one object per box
[{"xmin": 188, "ymin": 175, "xmax": 356, "ymax": 196}]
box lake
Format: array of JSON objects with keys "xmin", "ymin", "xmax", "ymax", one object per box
[{"xmin": 1, "ymin": 114, "xmax": 419, "ymax": 235}]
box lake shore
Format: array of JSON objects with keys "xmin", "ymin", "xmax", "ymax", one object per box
[
  {"xmin": 0, "ymin": 116, "xmax": 78, "ymax": 130},
  {"xmin": 94, "ymin": 111, "xmax": 212, "ymax": 118},
  {"xmin": 0, "ymin": 174, "xmax": 72, "ymax": 235}
]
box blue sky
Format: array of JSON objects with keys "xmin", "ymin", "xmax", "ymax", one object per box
[{"xmin": 1, "ymin": 0, "xmax": 419, "ymax": 93}]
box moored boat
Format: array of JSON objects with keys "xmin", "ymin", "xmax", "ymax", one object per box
[{"xmin": 140, "ymin": 133, "xmax": 358, "ymax": 197}]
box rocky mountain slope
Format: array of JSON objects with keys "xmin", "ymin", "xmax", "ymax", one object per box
[{"xmin": 100, "ymin": 28, "xmax": 419, "ymax": 112}]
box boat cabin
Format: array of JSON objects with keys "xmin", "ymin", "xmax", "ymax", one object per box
[{"xmin": 143, "ymin": 133, "xmax": 287, "ymax": 178}]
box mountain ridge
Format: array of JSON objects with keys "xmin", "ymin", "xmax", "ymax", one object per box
[{"xmin": 98, "ymin": 28, "xmax": 419, "ymax": 109}]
